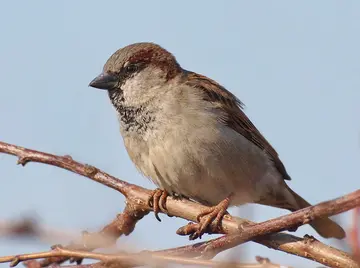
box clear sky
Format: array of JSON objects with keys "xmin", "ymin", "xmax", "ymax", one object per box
[{"xmin": 0, "ymin": 1, "xmax": 359, "ymax": 267}]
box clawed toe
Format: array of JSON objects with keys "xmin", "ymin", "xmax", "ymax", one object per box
[
  {"xmin": 195, "ymin": 203, "xmax": 229, "ymax": 239},
  {"xmin": 149, "ymin": 190, "xmax": 231, "ymax": 239},
  {"xmin": 148, "ymin": 189, "xmax": 169, "ymax": 221},
  {"xmin": 177, "ymin": 196, "xmax": 231, "ymax": 240}
]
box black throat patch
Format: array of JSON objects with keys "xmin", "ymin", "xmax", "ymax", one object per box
[{"xmin": 108, "ymin": 89, "xmax": 154, "ymax": 133}]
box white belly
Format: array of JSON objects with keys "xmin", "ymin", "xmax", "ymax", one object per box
[
  {"xmin": 121, "ymin": 86, "xmax": 285, "ymax": 207},
  {"xmin": 124, "ymin": 115, "xmax": 284, "ymax": 207}
]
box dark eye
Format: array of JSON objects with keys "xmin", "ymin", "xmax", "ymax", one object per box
[{"xmin": 125, "ymin": 64, "xmax": 138, "ymax": 73}]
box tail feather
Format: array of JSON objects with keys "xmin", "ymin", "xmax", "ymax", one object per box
[{"xmin": 287, "ymin": 187, "xmax": 346, "ymax": 239}]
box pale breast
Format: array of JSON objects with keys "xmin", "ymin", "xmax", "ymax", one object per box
[{"xmin": 119, "ymin": 85, "xmax": 284, "ymax": 206}]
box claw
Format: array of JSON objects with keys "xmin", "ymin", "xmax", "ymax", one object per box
[
  {"xmin": 158, "ymin": 190, "xmax": 169, "ymax": 212},
  {"xmin": 147, "ymin": 189, "xmax": 169, "ymax": 221},
  {"xmin": 191, "ymin": 195, "xmax": 232, "ymax": 240}
]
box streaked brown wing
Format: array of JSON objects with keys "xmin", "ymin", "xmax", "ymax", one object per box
[{"xmin": 185, "ymin": 71, "xmax": 291, "ymax": 181}]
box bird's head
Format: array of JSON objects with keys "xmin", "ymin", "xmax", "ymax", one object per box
[{"xmin": 89, "ymin": 42, "xmax": 182, "ymax": 108}]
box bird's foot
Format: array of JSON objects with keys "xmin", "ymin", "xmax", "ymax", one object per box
[
  {"xmin": 147, "ymin": 188, "xmax": 169, "ymax": 221},
  {"xmin": 178, "ymin": 196, "xmax": 231, "ymax": 240}
]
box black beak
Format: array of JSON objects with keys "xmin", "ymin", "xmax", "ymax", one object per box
[{"xmin": 89, "ymin": 72, "xmax": 118, "ymax": 90}]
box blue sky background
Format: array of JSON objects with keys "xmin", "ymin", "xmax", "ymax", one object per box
[{"xmin": 0, "ymin": 1, "xmax": 359, "ymax": 267}]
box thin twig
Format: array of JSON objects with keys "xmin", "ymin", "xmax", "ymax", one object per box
[
  {"xmin": 200, "ymin": 190, "xmax": 360, "ymax": 257},
  {"xmin": 0, "ymin": 142, "xmax": 130, "ymax": 196},
  {"xmin": 0, "ymin": 217, "xmax": 77, "ymax": 244},
  {"xmin": 0, "ymin": 245, "xmax": 289, "ymax": 268},
  {"xmin": 38, "ymin": 202, "xmax": 149, "ymax": 267},
  {"xmin": 350, "ymin": 208, "xmax": 360, "ymax": 262},
  {"xmin": 0, "ymin": 141, "xmax": 358, "ymax": 268}
]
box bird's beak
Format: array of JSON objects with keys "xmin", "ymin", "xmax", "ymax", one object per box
[{"xmin": 89, "ymin": 72, "xmax": 118, "ymax": 90}]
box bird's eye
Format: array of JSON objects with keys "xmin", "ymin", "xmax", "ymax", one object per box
[{"xmin": 125, "ymin": 64, "xmax": 138, "ymax": 73}]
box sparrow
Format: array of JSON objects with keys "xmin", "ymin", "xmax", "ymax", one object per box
[{"xmin": 89, "ymin": 42, "xmax": 345, "ymax": 240}]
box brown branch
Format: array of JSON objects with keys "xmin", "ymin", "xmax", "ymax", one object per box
[
  {"xmin": 38, "ymin": 202, "xmax": 149, "ymax": 267},
  {"xmin": 0, "ymin": 245, "xmax": 289, "ymax": 268},
  {"xmin": 0, "ymin": 217, "xmax": 40, "ymax": 238},
  {"xmin": 0, "ymin": 142, "xmax": 130, "ymax": 196},
  {"xmin": 200, "ymin": 190, "xmax": 360, "ymax": 257},
  {"xmin": 0, "ymin": 141, "xmax": 359, "ymax": 268},
  {"xmin": 159, "ymin": 233, "xmax": 359, "ymax": 268},
  {"xmin": 51, "ymin": 256, "xmax": 286, "ymax": 268},
  {"xmin": 32, "ymin": 258, "xmax": 284, "ymax": 268},
  {"xmin": 0, "ymin": 218, "xmax": 286, "ymax": 267},
  {"xmin": 8, "ymin": 223, "xmax": 355, "ymax": 268},
  {"xmin": 0, "ymin": 217, "xmax": 78, "ymax": 243},
  {"xmin": 350, "ymin": 208, "xmax": 360, "ymax": 262}
]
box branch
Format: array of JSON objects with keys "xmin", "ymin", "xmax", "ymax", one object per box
[
  {"xmin": 0, "ymin": 217, "xmax": 288, "ymax": 267},
  {"xmin": 0, "ymin": 217, "xmax": 77, "ymax": 244},
  {"xmin": 0, "ymin": 245, "xmax": 289, "ymax": 268},
  {"xmin": 0, "ymin": 142, "xmax": 130, "ymax": 196},
  {"xmin": 0, "ymin": 141, "xmax": 359, "ymax": 268},
  {"xmin": 199, "ymin": 190, "xmax": 360, "ymax": 257},
  {"xmin": 38, "ymin": 202, "xmax": 149, "ymax": 267},
  {"xmin": 350, "ymin": 208, "xmax": 360, "ymax": 262}
]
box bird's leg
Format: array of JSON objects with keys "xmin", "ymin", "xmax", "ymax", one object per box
[
  {"xmin": 147, "ymin": 188, "xmax": 169, "ymax": 222},
  {"xmin": 191, "ymin": 194, "xmax": 232, "ymax": 240}
]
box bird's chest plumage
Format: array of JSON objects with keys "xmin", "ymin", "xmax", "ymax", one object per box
[
  {"xmin": 117, "ymin": 106, "xmax": 154, "ymax": 133},
  {"xmin": 117, "ymin": 89, "xmax": 283, "ymax": 207}
]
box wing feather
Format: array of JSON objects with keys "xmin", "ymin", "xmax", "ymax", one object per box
[{"xmin": 184, "ymin": 71, "xmax": 291, "ymax": 181}]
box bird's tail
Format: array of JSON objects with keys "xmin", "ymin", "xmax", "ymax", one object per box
[{"xmin": 286, "ymin": 186, "xmax": 346, "ymax": 239}]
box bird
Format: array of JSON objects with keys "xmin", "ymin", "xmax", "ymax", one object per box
[{"xmin": 89, "ymin": 42, "xmax": 345, "ymax": 240}]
